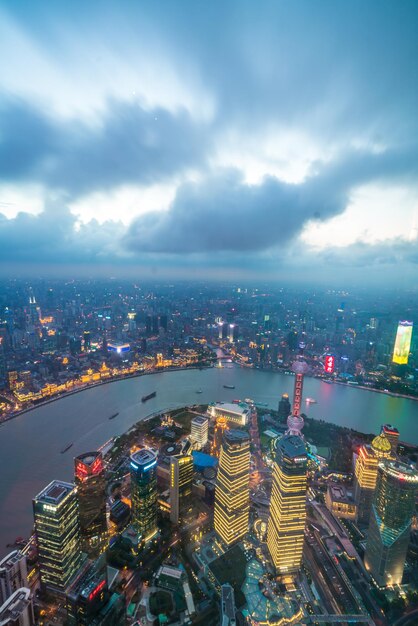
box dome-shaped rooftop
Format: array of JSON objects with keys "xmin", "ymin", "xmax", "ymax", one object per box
[{"xmin": 371, "ymin": 433, "xmax": 392, "ymax": 458}]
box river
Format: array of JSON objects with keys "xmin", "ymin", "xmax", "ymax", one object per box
[{"xmin": 0, "ymin": 365, "xmax": 417, "ymax": 553}]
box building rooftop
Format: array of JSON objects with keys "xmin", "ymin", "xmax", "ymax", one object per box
[
  {"xmin": 75, "ymin": 451, "xmax": 101, "ymax": 466},
  {"xmin": 0, "ymin": 550, "xmax": 23, "ymax": 570},
  {"xmin": 34, "ymin": 480, "xmax": 74, "ymax": 505},
  {"xmin": 191, "ymin": 415, "xmax": 208, "ymax": 426},
  {"xmin": 371, "ymin": 434, "xmax": 391, "ymax": 457},
  {"xmin": 224, "ymin": 429, "xmax": 249, "ymax": 445},
  {"xmin": 0, "ymin": 588, "xmax": 31, "ymax": 625},
  {"xmin": 131, "ymin": 448, "xmax": 157, "ymax": 467},
  {"xmin": 327, "ymin": 484, "xmax": 355, "ymax": 504},
  {"xmin": 213, "ymin": 402, "xmax": 249, "ymax": 415},
  {"xmin": 381, "ymin": 460, "xmax": 418, "ymax": 482},
  {"xmin": 277, "ymin": 434, "xmax": 307, "ymax": 459},
  {"xmin": 221, "ymin": 584, "xmax": 236, "ymax": 622}
]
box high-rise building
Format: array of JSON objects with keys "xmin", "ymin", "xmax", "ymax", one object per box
[
  {"xmin": 74, "ymin": 452, "xmax": 108, "ymax": 559},
  {"xmin": 364, "ymin": 460, "xmax": 418, "ymax": 586},
  {"xmin": 33, "ymin": 481, "xmax": 82, "ymax": 594},
  {"xmin": 220, "ymin": 584, "xmax": 236, "ymax": 626},
  {"xmin": 381, "ymin": 424, "xmax": 399, "ymax": 458},
  {"xmin": 66, "ymin": 557, "xmax": 126, "ymax": 626},
  {"xmin": 169, "ymin": 454, "xmax": 194, "ymax": 524},
  {"xmin": 277, "ymin": 393, "xmax": 291, "ymax": 421},
  {"xmin": 190, "ymin": 415, "xmax": 209, "ymax": 449},
  {"xmin": 0, "ymin": 551, "xmax": 28, "ymax": 606},
  {"xmin": 0, "ymin": 588, "xmax": 34, "ymax": 626},
  {"xmin": 267, "ymin": 422, "xmax": 308, "ymax": 576},
  {"xmin": 392, "ymin": 320, "xmax": 413, "ymax": 365},
  {"xmin": 354, "ymin": 434, "xmax": 392, "ymax": 526},
  {"xmin": 130, "ymin": 449, "xmax": 158, "ymax": 543},
  {"xmin": 214, "ymin": 430, "xmax": 250, "ymax": 547}
]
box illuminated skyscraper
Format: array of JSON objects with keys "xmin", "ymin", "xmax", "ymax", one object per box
[
  {"xmin": 267, "ymin": 417, "xmax": 308, "ymax": 576},
  {"xmin": 381, "ymin": 424, "xmax": 399, "ymax": 458},
  {"xmin": 277, "ymin": 393, "xmax": 291, "ymax": 421},
  {"xmin": 364, "ymin": 460, "xmax": 418, "ymax": 586},
  {"xmin": 190, "ymin": 415, "xmax": 209, "ymax": 449},
  {"xmin": 74, "ymin": 452, "xmax": 108, "ymax": 559},
  {"xmin": 214, "ymin": 430, "xmax": 250, "ymax": 547},
  {"xmin": 33, "ymin": 481, "xmax": 82, "ymax": 594},
  {"xmin": 354, "ymin": 434, "xmax": 392, "ymax": 526},
  {"xmin": 130, "ymin": 449, "xmax": 158, "ymax": 543},
  {"xmin": 170, "ymin": 454, "xmax": 194, "ymax": 524},
  {"xmin": 392, "ymin": 320, "xmax": 413, "ymax": 365}
]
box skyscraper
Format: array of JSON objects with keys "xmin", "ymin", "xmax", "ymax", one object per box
[
  {"xmin": 267, "ymin": 418, "xmax": 308, "ymax": 576},
  {"xmin": 392, "ymin": 320, "xmax": 413, "ymax": 365},
  {"xmin": 381, "ymin": 424, "xmax": 399, "ymax": 458},
  {"xmin": 364, "ymin": 460, "xmax": 418, "ymax": 586},
  {"xmin": 0, "ymin": 551, "xmax": 28, "ymax": 606},
  {"xmin": 0, "ymin": 588, "xmax": 35, "ymax": 626},
  {"xmin": 169, "ymin": 454, "xmax": 194, "ymax": 524},
  {"xmin": 190, "ymin": 415, "xmax": 209, "ymax": 449},
  {"xmin": 74, "ymin": 452, "xmax": 108, "ymax": 559},
  {"xmin": 354, "ymin": 434, "xmax": 392, "ymax": 526},
  {"xmin": 277, "ymin": 393, "xmax": 291, "ymax": 421},
  {"xmin": 214, "ymin": 430, "xmax": 250, "ymax": 547},
  {"xmin": 33, "ymin": 481, "xmax": 82, "ymax": 594},
  {"xmin": 130, "ymin": 449, "xmax": 158, "ymax": 543}
]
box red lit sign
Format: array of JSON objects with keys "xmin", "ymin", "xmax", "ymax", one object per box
[
  {"xmin": 88, "ymin": 579, "xmax": 106, "ymax": 602},
  {"xmin": 324, "ymin": 355, "xmax": 335, "ymax": 374},
  {"xmin": 91, "ymin": 457, "xmax": 103, "ymax": 475},
  {"xmin": 76, "ymin": 462, "xmax": 89, "ymax": 480},
  {"xmin": 76, "ymin": 456, "xmax": 103, "ymax": 481}
]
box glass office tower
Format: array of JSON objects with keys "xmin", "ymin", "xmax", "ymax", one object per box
[
  {"xmin": 364, "ymin": 460, "xmax": 418, "ymax": 586},
  {"xmin": 130, "ymin": 449, "xmax": 158, "ymax": 543},
  {"xmin": 33, "ymin": 481, "xmax": 82, "ymax": 594}
]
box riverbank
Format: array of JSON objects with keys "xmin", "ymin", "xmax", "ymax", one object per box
[{"xmin": 0, "ymin": 364, "xmax": 213, "ymax": 426}]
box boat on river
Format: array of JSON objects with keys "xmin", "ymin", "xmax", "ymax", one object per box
[
  {"xmin": 142, "ymin": 391, "xmax": 156, "ymax": 402},
  {"xmin": 61, "ymin": 442, "xmax": 73, "ymax": 454}
]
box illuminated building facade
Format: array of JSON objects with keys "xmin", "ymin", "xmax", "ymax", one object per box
[
  {"xmin": 0, "ymin": 551, "xmax": 28, "ymax": 606},
  {"xmin": 130, "ymin": 449, "xmax": 158, "ymax": 543},
  {"xmin": 169, "ymin": 454, "xmax": 194, "ymax": 524},
  {"xmin": 214, "ymin": 430, "xmax": 250, "ymax": 546},
  {"xmin": 392, "ymin": 320, "xmax": 413, "ymax": 365},
  {"xmin": 364, "ymin": 461, "xmax": 418, "ymax": 586},
  {"xmin": 354, "ymin": 434, "xmax": 392, "ymax": 525},
  {"xmin": 211, "ymin": 416, "xmax": 228, "ymax": 457},
  {"xmin": 190, "ymin": 415, "xmax": 209, "ymax": 449},
  {"xmin": 208, "ymin": 402, "xmax": 250, "ymax": 426},
  {"xmin": 74, "ymin": 452, "xmax": 108, "ymax": 559},
  {"xmin": 267, "ymin": 429, "xmax": 308, "ymax": 576},
  {"xmin": 381, "ymin": 424, "xmax": 399, "ymax": 458},
  {"xmin": 33, "ymin": 481, "xmax": 82, "ymax": 594},
  {"xmin": 277, "ymin": 393, "xmax": 291, "ymax": 421}
]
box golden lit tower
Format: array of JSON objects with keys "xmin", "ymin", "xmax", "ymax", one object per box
[
  {"xmin": 267, "ymin": 414, "xmax": 308, "ymax": 577},
  {"xmin": 214, "ymin": 430, "xmax": 250, "ymax": 547},
  {"xmin": 354, "ymin": 433, "xmax": 392, "ymax": 526}
]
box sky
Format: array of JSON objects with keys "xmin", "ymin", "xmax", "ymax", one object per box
[{"xmin": 0, "ymin": 0, "xmax": 417, "ymax": 285}]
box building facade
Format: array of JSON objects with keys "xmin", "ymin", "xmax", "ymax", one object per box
[
  {"xmin": 214, "ymin": 430, "xmax": 250, "ymax": 547},
  {"xmin": 354, "ymin": 434, "xmax": 392, "ymax": 526},
  {"xmin": 130, "ymin": 449, "xmax": 158, "ymax": 543},
  {"xmin": 364, "ymin": 460, "xmax": 418, "ymax": 587},
  {"xmin": 169, "ymin": 454, "xmax": 194, "ymax": 524},
  {"xmin": 267, "ymin": 433, "xmax": 308, "ymax": 576},
  {"xmin": 0, "ymin": 588, "xmax": 34, "ymax": 626},
  {"xmin": 74, "ymin": 452, "xmax": 108, "ymax": 559},
  {"xmin": 33, "ymin": 481, "xmax": 82, "ymax": 594},
  {"xmin": 190, "ymin": 415, "xmax": 209, "ymax": 449},
  {"xmin": 0, "ymin": 551, "xmax": 28, "ymax": 607}
]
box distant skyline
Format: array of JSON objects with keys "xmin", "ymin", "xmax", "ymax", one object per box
[{"xmin": 1, "ymin": 0, "xmax": 417, "ymax": 284}]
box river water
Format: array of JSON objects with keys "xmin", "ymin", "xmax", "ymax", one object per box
[{"xmin": 0, "ymin": 365, "xmax": 417, "ymax": 553}]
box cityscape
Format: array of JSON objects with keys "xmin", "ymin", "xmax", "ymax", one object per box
[
  {"xmin": 1, "ymin": 1, "xmax": 418, "ymax": 626},
  {"xmin": 0, "ymin": 281, "xmax": 417, "ymax": 625}
]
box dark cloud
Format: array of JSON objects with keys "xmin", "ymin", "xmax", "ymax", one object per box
[
  {"xmin": 124, "ymin": 143, "xmax": 418, "ymax": 254},
  {"xmin": 0, "ymin": 98, "xmax": 208, "ymax": 196}
]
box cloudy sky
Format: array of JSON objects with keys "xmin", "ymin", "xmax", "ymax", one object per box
[{"xmin": 1, "ymin": 0, "xmax": 417, "ymax": 284}]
